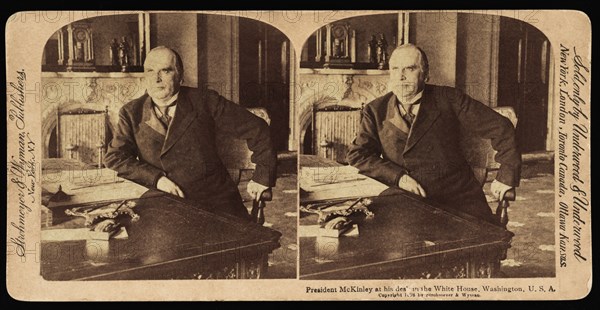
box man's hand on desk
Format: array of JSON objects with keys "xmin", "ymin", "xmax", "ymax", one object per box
[
  {"xmin": 398, "ymin": 174, "xmax": 427, "ymax": 198},
  {"xmin": 247, "ymin": 180, "xmax": 269, "ymax": 202},
  {"xmin": 156, "ymin": 176, "xmax": 185, "ymax": 198}
]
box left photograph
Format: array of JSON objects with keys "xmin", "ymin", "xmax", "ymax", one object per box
[{"xmin": 39, "ymin": 12, "xmax": 297, "ymax": 280}]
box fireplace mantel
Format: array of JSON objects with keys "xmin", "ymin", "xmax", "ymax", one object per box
[
  {"xmin": 42, "ymin": 72, "xmax": 145, "ymax": 79},
  {"xmin": 296, "ymin": 67, "xmax": 392, "ymax": 154},
  {"xmin": 298, "ymin": 68, "xmax": 389, "ymax": 76},
  {"xmin": 41, "ymin": 72, "xmax": 146, "ymax": 159}
]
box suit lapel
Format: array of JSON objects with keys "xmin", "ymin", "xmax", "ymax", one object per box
[
  {"xmin": 404, "ymin": 87, "xmax": 440, "ymax": 154},
  {"xmin": 383, "ymin": 93, "xmax": 411, "ymax": 135},
  {"xmin": 141, "ymin": 95, "xmax": 168, "ymax": 141},
  {"xmin": 161, "ymin": 91, "xmax": 197, "ymax": 156}
]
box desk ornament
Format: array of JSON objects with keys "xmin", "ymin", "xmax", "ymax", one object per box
[
  {"xmin": 301, "ymin": 197, "xmax": 374, "ymax": 238},
  {"xmin": 65, "ymin": 200, "xmax": 139, "ymax": 239}
]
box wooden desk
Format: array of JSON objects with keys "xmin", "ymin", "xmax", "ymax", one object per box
[
  {"xmin": 299, "ymin": 155, "xmax": 512, "ymax": 279},
  {"xmin": 41, "ymin": 192, "xmax": 281, "ymax": 280}
]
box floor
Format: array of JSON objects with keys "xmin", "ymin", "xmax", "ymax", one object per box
[
  {"xmin": 238, "ymin": 152, "xmax": 298, "ymax": 279},
  {"xmin": 484, "ymin": 159, "xmax": 556, "ymax": 278}
]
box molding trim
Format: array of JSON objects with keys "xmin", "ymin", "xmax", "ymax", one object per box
[
  {"xmin": 488, "ymin": 15, "xmax": 500, "ymax": 108},
  {"xmin": 230, "ymin": 16, "xmax": 240, "ymax": 103}
]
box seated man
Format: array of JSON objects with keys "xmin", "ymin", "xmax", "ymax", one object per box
[
  {"xmin": 347, "ymin": 44, "xmax": 521, "ymax": 225},
  {"xmin": 104, "ymin": 46, "xmax": 277, "ymax": 220}
]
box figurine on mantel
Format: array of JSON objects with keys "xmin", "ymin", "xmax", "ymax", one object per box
[
  {"xmin": 118, "ymin": 36, "xmax": 130, "ymax": 72},
  {"xmin": 110, "ymin": 38, "xmax": 119, "ymax": 66},
  {"xmin": 376, "ymin": 33, "xmax": 388, "ymax": 69},
  {"xmin": 368, "ymin": 35, "xmax": 377, "ymax": 64}
]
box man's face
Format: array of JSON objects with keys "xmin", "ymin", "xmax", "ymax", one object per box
[
  {"xmin": 143, "ymin": 49, "xmax": 181, "ymax": 102},
  {"xmin": 388, "ymin": 47, "xmax": 427, "ymax": 100}
]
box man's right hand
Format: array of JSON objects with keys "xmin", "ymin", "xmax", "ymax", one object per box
[
  {"xmin": 398, "ymin": 174, "xmax": 427, "ymax": 198},
  {"xmin": 156, "ymin": 176, "xmax": 185, "ymax": 198}
]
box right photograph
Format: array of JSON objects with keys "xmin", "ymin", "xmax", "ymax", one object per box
[{"xmin": 297, "ymin": 12, "xmax": 555, "ymax": 279}]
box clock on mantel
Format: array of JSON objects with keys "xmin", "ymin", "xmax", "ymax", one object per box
[
  {"xmin": 322, "ymin": 22, "xmax": 355, "ymax": 69},
  {"xmin": 62, "ymin": 21, "xmax": 96, "ymax": 72}
]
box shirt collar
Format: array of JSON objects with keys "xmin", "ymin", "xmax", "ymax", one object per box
[
  {"xmin": 398, "ymin": 90, "xmax": 423, "ymax": 106},
  {"xmin": 153, "ymin": 92, "xmax": 179, "ymax": 107}
]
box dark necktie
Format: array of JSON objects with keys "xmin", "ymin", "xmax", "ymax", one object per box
[
  {"xmin": 404, "ymin": 106, "xmax": 415, "ymax": 127},
  {"xmin": 402, "ymin": 104, "xmax": 417, "ymax": 128},
  {"xmin": 156, "ymin": 101, "xmax": 176, "ymax": 128}
]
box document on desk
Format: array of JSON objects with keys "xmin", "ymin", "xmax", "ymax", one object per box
[
  {"xmin": 300, "ymin": 166, "xmax": 388, "ymax": 202},
  {"xmin": 42, "ymin": 168, "xmax": 150, "ymax": 207}
]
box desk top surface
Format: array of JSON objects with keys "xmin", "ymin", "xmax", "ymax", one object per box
[
  {"xmin": 41, "ymin": 192, "xmax": 281, "ymax": 280},
  {"xmin": 298, "ymin": 155, "xmax": 512, "ymax": 279},
  {"xmin": 299, "ymin": 193, "xmax": 512, "ymax": 279}
]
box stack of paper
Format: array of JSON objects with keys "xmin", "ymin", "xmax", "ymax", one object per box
[
  {"xmin": 43, "ymin": 167, "xmax": 150, "ymax": 208},
  {"xmin": 300, "ymin": 165, "xmax": 388, "ymax": 202}
]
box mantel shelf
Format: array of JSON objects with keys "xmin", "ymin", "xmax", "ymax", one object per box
[
  {"xmin": 298, "ymin": 68, "xmax": 389, "ymax": 76},
  {"xmin": 42, "ymin": 72, "xmax": 145, "ymax": 79}
]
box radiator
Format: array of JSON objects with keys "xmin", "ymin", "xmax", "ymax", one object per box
[
  {"xmin": 58, "ymin": 111, "xmax": 107, "ymax": 165},
  {"xmin": 313, "ymin": 107, "xmax": 362, "ymax": 164}
]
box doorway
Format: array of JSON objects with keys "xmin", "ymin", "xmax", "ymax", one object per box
[
  {"xmin": 497, "ymin": 17, "xmax": 551, "ymax": 152},
  {"xmin": 238, "ymin": 19, "xmax": 291, "ymax": 152}
]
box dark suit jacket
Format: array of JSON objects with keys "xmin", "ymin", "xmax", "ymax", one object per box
[
  {"xmin": 104, "ymin": 86, "xmax": 277, "ymax": 218},
  {"xmin": 347, "ymin": 85, "xmax": 521, "ymax": 223}
]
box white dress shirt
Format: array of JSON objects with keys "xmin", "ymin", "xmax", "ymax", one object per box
[
  {"xmin": 153, "ymin": 92, "xmax": 179, "ymax": 120},
  {"xmin": 397, "ymin": 91, "xmax": 423, "ymax": 121}
]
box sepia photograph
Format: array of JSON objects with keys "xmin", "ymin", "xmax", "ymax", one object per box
[
  {"xmin": 298, "ymin": 12, "xmax": 556, "ymax": 280},
  {"xmin": 5, "ymin": 9, "xmax": 591, "ymax": 301},
  {"xmin": 37, "ymin": 12, "xmax": 297, "ymax": 280}
]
